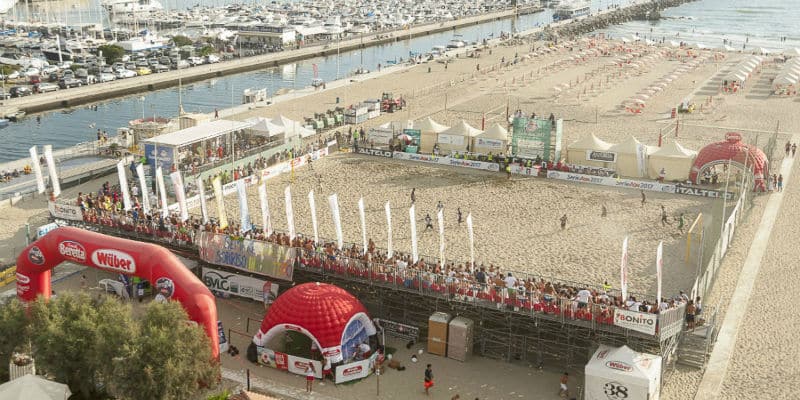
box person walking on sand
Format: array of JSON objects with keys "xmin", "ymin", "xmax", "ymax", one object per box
[
  {"xmin": 457, "ymin": 208, "xmax": 463, "ymax": 224},
  {"xmin": 661, "ymin": 205, "xmax": 671, "ymax": 226},
  {"xmin": 641, "ymin": 190, "xmax": 646, "ymax": 207},
  {"xmin": 601, "ymin": 204, "xmax": 607, "ymax": 218},
  {"xmin": 793, "ymin": 143, "xmax": 797, "ymax": 157},
  {"xmin": 777, "ymin": 174, "xmax": 783, "ymax": 192},
  {"xmin": 425, "ymin": 213, "xmax": 434, "ymax": 231},
  {"xmin": 411, "ymin": 188, "xmax": 416, "ymax": 204},
  {"xmin": 786, "ymin": 141, "xmax": 791, "ymax": 156},
  {"xmin": 558, "ymin": 372, "xmax": 569, "ymax": 398},
  {"xmin": 678, "ymin": 212, "xmax": 685, "ymax": 233},
  {"xmin": 305, "ymin": 363, "xmax": 316, "ymax": 393},
  {"xmin": 560, "ymin": 214, "xmax": 567, "ymax": 230},
  {"xmin": 424, "ymin": 364, "xmax": 434, "ymax": 395}
]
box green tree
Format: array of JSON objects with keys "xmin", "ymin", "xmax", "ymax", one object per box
[
  {"xmin": 199, "ymin": 45, "xmax": 215, "ymax": 57},
  {"xmin": 0, "ymin": 299, "xmax": 29, "ymax": 382},
  {"xmin": 171, "ymin": 35, "xmax": 194, "ymax": 47},
  {"xmin": 110, "ymin": 301, "xmax": 217, "ymax": 400},
  {"xmin": 29, "ymin": 293, "xmax": 136, "ymax": 399},
  {"xmin": 98, "ymin": 44, "xmax": 126, "ymax": 64}
]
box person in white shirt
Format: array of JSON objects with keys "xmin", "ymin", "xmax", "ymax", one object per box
[
  {"xmin": 504, "ymin": 273, "xmax": 517, "ymax": 289},
  {"xmin": 131, "ymin": 184, "xmax": 139, "ymax": 198},
  {"xmin": 576, "ymin": 288, "xmax": 592, "ymax": 309}
]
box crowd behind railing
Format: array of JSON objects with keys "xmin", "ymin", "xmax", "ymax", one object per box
[{"xmin": 67, "ymin": 185, "xmax": 695, "ymax": 338}]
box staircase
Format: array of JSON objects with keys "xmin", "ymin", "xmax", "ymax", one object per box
[{"xmin": 676, "ymin": 308, "xmax": 718, "ymax": 369}]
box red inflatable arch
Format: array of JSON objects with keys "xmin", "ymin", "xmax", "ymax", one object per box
[
  {"xmin": 689, "ymin": 132, "xmax": 768, "ymax": 188},
  {"xmin": 16, "ymin": 226, "xmax": 220, "ymax": 359}
]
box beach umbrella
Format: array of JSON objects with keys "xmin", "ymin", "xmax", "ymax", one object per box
[
  {"xmin": 755, "ymin": 47, "xmax": 769, "ymax": 55},
  {"xmin": 668, "ymin": 40, "xmax": 681, "ymax": 48}
]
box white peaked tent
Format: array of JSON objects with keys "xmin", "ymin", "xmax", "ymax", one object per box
[
  {"xmin": 414, "ymin": 117, "xmax": 450, "ymax": 152},
  {"xmin": 648, "ymin": 140, "xmax": 697, "ymax": 181},
  {"xmin": 609, "ymin": 136, "xmax": 652, "ymax": 177},
  {"xmin": 245, "ymin": 116, "xmax": 286, "ymax": 138},
  {"xmin": 274, "ymin": 115, "xmax": 315, "ymax": 139},
  {"xmin": 473, "ymin": 123, "xmax": 508, "ymax": 154},
  {"xmin": 0, "ymin": 374, "xmax": 72, "ymax": 400},
  {"xmin": 585, "ymin": 345, "xmax": 662, "ymax": 400},
  {"xmin": 567, "ymin": 133, "xmax": 615, "ymax": 167},
  {"xmin": 436, "ymin": 120, "xmax": 482, "ymax": 153}
]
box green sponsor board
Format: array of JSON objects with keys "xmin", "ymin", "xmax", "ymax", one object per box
[
  {"xmin": 403, "ymin": 129, "xmax": 422, "ymax": 145},
  {"xmin": 512, "ymin": 117, "xmax": 552, "ymax": 160}
]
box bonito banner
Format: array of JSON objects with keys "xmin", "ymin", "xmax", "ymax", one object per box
[
  {"xmin": 613, "ymin": 308, "xmax": 657, "ymax": 335},
  {"xmin": 48, "ymin": 201, "xmax": 83, "ymax": 221},
  {"xmin": 196, "ymin": 232, "xmax": 294, "ymax": 281}
]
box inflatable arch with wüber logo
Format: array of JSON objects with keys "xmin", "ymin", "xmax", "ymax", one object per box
[{"xmin": 16, "ymin": 226, "xmax": 220, "ymax": 359}]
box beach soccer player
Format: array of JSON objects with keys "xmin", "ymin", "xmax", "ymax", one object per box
[{"xmin": 424, "ymin": 364, "xmax": 434, "ymax": 395}]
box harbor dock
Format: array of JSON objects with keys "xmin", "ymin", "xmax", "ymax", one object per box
[{"xmin": 0, "ymin": 6, "xmax": 540, "ymax": 116}]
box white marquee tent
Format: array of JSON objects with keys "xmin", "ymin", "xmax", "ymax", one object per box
[
  {"xmin": 566, "ymin": 133, "xmax": 615, "ymax": 167},
  {"xmin": 585, "ymin": 345, "xmax": 662, "ymax": 400},
  {"xmin": 244, "ymin": 117, "xmax": 286, "ymax": 138},
  {"xmin": 273, "ymin": 115, "xmax": 315, "ymax": 139},
  {"xmin": 472, "ymin": 123, "xmax": 508, "ymax": 154},
  {"xmin": 648, "ymin": 140, "xmax": 697, "ymax": 181},
  {"xmin": 609, "ymin": 136, "xmax": 653, "ymax": 177},
  {"xmin": 413, "ymin": 117, "xmax": 450, "ymax": 152},
  {"xmin": 436, "ymin": 120, "xmax": 482, "ymax": 153}
]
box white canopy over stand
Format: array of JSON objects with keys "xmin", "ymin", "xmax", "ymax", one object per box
[{"xmin": 584, "ymin": 345, "xmax": 662, "ymax": 400}]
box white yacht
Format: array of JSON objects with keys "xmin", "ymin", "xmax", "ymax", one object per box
[
  {"xmin": 102, "ymin": 0, "xmax": 163, "ymax": 14},
  {"xmin": 552, "ymin": 1, "xmax": 590, "ymax": 21}
]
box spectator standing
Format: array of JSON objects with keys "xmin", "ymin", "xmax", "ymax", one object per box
[
  {"xmin": 424, "ymin": 364, "xmax": 434, "ymax": 395},
  {"xmin": 559, "ymin": 372, "xmax": 569, "ymax": 398}
]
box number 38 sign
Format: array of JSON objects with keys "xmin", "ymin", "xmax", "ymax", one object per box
[{"xmin": 604, "ymin": 382, "xmax": 629, "ymax": 399}]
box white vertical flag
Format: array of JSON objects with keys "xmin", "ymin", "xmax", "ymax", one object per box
[
  {"xmin": 43, "ymin": 145, "xmax": 60, "ymax": 197},
  {"xmin": 212, "ymin": 177, "xmax": 228, "ymax": 229},
  {"xmin": 466, "ymin": 213, "xmax": 475, "ymax": 271},
  {"xmin": 136, "ymin": 163, "xmax": 150, "ymax": 213},
  {"xmin": 409, "ymin": 204, "xmax": 418, "ymax": 263},
  {"xmin": 29, "ymin": 147, "xmax": 45, "ymax": 194},
  {"xmin": 437, "ymin": 209, "xmax": 445, "ymax": 266},
  {"xmin": 308, "ymin": 190, "xmax": 319, "ymax": 244},
  {"xmin": 117, "ymin": 161, "xmax": 132, "ymax": 211},
  {"xmin": 237, "ymin": 180, "xmax": 252, "ymax": 232},
  {"xmin": 328, "ymin": 194, "xmax": 343, "ymax": 250},
  {"xmin": 197, "ymin": 177, "xmax": 208, "ymax": 224},
  {"xmin": 284, "ymin": 186, "xmax": 295, "ymax": 240},
  {"xmin": 155, "ymin": 167, "xmax": 169, "ymax": 218},
  {"xmin": 258, "ymin": 183, "xmax": 273, "ymax": 235},
  {"xmin": 358, "ymin": 197, "xmax": 367, "ymax": 255},
  {"xmin": 656, "ymin": 241, "xmax": 664, "ymax": 304},
  {"xmin": 170, "ymin": 171, "xmax": 189, "ymax": 222},
  {"xmin": 385, "ymin": 201, "xmax": 393, "ymax": 259},
  {"xmin": 620, "ymin": 236, "xmax": 629, "ymax": 301}
]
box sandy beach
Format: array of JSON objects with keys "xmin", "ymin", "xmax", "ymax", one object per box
[{"xmin": 2, "ymin": 31, "xmax": 799, "ymax": 399}]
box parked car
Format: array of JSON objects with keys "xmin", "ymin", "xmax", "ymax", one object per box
[
  {"xmin": 0, "ymin": 90, "xmax": 10, "ymax": 99},
  {"xmin": 206, "ymin": 54, "xmax": 220, "ymax": 63},
  {"xmin": 62, "ymin": 70, "xmax": 75, "ymax": 80},
  {"xmin": 41, "ymin": 65, "xmax": 59, "ymax": 74},
  {"xmin": 9, "ymin": 86, "xmax": 32, "ymax": 97},
  {"xmin": 175, "ymin": 60, "xmax": 190, "ymax": 69},
  {"xmin": 79, "ymin": 75, "xmax": 96, "ymax": 85},
  {"xmin": 135, "ymin": 58, "xmax": 149, "ymax": 67},
  {"xmin": 101, "ymin": 66, "xmax": 113, "ymax": 74},
  {"xmin": 112, "ymin": 62, "xmax": 125, "ymax": 71},
  {"xmin": 124, "ymin": 62, "xmax": 136, "ymax": 70},
  {"xmin": 48, "ymin": 72, "xmax": 60, "ymax": 82},
  {"xmin": 115, "ymin": 69, "xmax": 137, "ymax": 79},
  {"xmin": 22, "ymin": 68, "xmax": 40, "ymax": 77},
  {"xmin": 98, "ymin": 73, "xmax": 115, "ymax": 82},
  {"xmin": 187, "ymin": 56, "xmax": 204, "ymax": 66},
  {"xmin": 75, "ymin": 68, "xmax": 89, "ymax": 79},
  {"xmin": 154, "ymin": 64, "xmax": 170, "ymax": 73},
  {"xmin": 34, "ymin": 82, "xmax": 58, "ymax": 93},
  {"xmin": 135, "ymin": 67, "xmax": 152, "ymax": 76},
  {"xmin": 59, "ymin": 78, "xmax": 82, "ymax": 89},
  {"xmin": 1, "ymin": 70, "xmax": 20, "ymax": 80},
  {"xmin": 28, "ymin": 75, "xmax": 41, "ymax": 84}
]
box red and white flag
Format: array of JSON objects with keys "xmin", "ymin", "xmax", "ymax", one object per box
[
  {"xmin": 620, "ymin": 236, "xmax": 629, "ymax": 301},
  {"xmin": 656, "ymin": 241, "xmax": 664, "ymax": 303}
]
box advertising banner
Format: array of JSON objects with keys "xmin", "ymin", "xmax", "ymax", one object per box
[
  {"xmin": 409, "ymin": 204, "xmax": 418, "ymax": 263},
  {"xmin": 437, "ymin": 133, "xmax": 465, "ymax": 146},
  {"xmin": 29, "ymin": 146, "xmax": 45, "ymax": 194},
  {"xmin": 510, "ymin": 165, "xmax": 541, "ymax": 176},
  {"xmin": 613, "ymin": 308, "xmax": 657, "ymax": 335},
  {"xmin": 197, "ymin": 177, "xmax": 208, "ymax": 224},
  {"xmin": 48, "ymin": 201, "xmax": 83, "ymax": 221},
  {"xmin": 212, "ymin": 177, "xmax": 228, "ymax": 230},
  {"xmin": 144, "ymin": 143, "xmax": 174, "ymax": 172},
  {"xmin": 403, "ymin": 129, "xmax": 422, "ymax": 145},
  {"xmin": 43, "ymin": 145, "xmax": 60, "ymax": 198},
  {"xmin": 170, "ymin": 171, "xmax": 189, "ymax": 222},
  {"xmin": 358, "ymin": 197, "xmax": 367, "ymax": 255},
  {"xmin": 335, "ymin": 358, "xmax": 371, "ymax": 383},
  {"xmin": 475, "ymin": 137, "xmax": 504, "ymax": 150},
  {"xmin": 367, "ymin": 128, "xmax": 394, "ymax": 145},
  {"xmin": 197, "ymin": 232, "xmax": 294, "ymax": 281},
  {"xmin": 155, "ymin": 167, "xmax": 169, "ymax": 217},
  {"xmin": 257, "ymin": 347, "xmax": 289, "ymax": 371},
  {"xmin": 308, "ymin": 190, "xmax": 319, "ymax": 244},
  {"xmin": 136, "ymin": 163, "xmax": 150, "ymax": 213},
  {"xmin": 287, "ymin": 355, "xmax": 323, "ymax": 379},
  {"xmin": 259, "ymin": 183, "xmax": 273, "ymax": 235},
  {"xmin": 117, "ymin": 161, "xmax": 132, "ymax": 211},
  {"xmin": 237, "ymin": 180, "xmax": 252, "ymax": 232},
  {"xmin": 392, "ymin": 152, "xmax": 500, "ymax": 172},
  {"xmin": 202, "ymin": 266, "xmax": 278, "ymax": 302},
  {"xmin": 328, "ymin": 194, "xmax": 343, "ymax": 250},
  {"xmin": 357, "ymin": 147, "xmax": 393, "ymax": 158},
  {"xmin": 284, "ymin": 186, "xmax": 295, "ymax": 240},
  {"xmin": 512, "ymin": 117, "xmax": 552, "ymax": 160},
  {"xmin": 385, "ymin": 201, "xmax": 393, "ymax": 259},
  {"xmin": 546, "ymin": 171, "xmax": 676, "ymax": 193},
  {"xmin": 586, "ymin": 150, "xmax": 617, "ymax": 163}
]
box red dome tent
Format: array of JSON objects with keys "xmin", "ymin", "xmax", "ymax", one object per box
[
  {"xmin": 689, "ymin": 132, "xmax": 767, "ymax": 189},
  {"xmin": 253, "ymin": 282, "xmax": 376, "ymax": 363}
]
